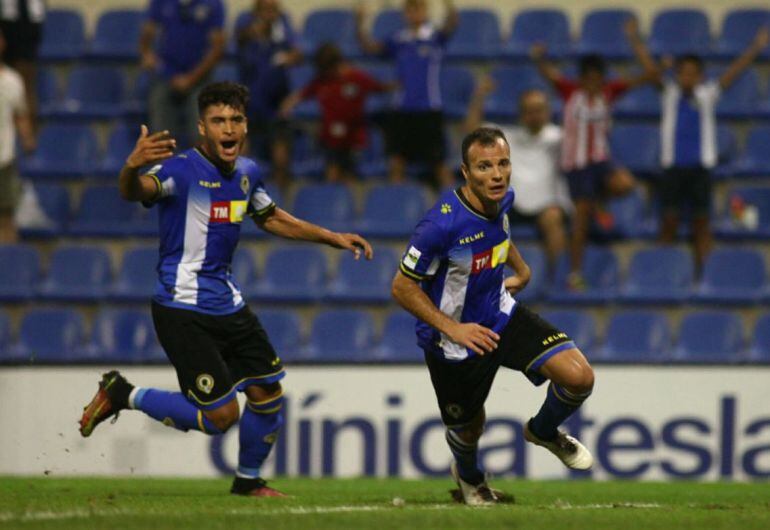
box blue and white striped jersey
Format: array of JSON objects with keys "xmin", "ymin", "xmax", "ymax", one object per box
[
  {"xmin": 399, "ymin": 188, "xmax": 517, "ymax": 362},
  {"xmin": 145, "ymin": 148, "xmax": 274, "ymax": 315}
]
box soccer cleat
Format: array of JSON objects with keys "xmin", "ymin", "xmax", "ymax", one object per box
[
  {"xmin": 524, "ymin": 421, "xmax": 593, "ymax": 470},
  {"xmin": 450, "ymin": 461, "xmax": 498, "ymax": 506},
  {"xmin": 231, "ymin": 477, "xmax": 287, "ymax": 498},
  {"xmin": 78, "ymin": 370, "xmax": 133, "ymax": 438}
]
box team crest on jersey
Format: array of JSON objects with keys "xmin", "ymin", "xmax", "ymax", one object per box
[
  {"xmin": 240, "ymin": 175, "xmax": 250, "ymax": 195},
  {"xmin": 196, "ymin": 374, "xmax": 215, "ymax": 395},
  {"xmin": 445, "ymin": 403, "xmax": 464, "ymax": 419}
]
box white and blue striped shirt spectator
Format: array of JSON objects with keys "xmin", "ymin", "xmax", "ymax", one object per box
[{"xmin": 660, "ymin": 80, "xmax": 720, "ymax": 169}]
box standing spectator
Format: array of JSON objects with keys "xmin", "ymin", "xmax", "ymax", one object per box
[
  {"xmin": 139, "ymin": 0, "xmax": 226, "ymax": 144},
  {"xmin": 0, "ymin": 0, "xmax": 45, "ymax": 125},
  {"xmin": 464, "ymin": 77, "xmax": 570, "ymax": 270},
  {"xmin": 0, "ymin": 30, "xmax": 36, "ymax": 243},
  {"xmin": 280, "ymin": 44, "xmax": 392, "ymax": 182},
  {"xmin": 356, "ymin": 0, "xmax": 458, "ymax": 188},
  {"xmin": 628, "ymin": 22, "xmax": 770, "ymax": 275},
  {"xmin": 531, "ymin": 38, "xmax": 654, "ymax": 290},
  {"xmin": 236, "ymin": 0, "xmax": 301, "ymax": 186}
]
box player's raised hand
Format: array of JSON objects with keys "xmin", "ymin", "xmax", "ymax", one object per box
[
  {"xmin": 333, "ymin": 232, "xmax": 374, "ymax": 260},
  {"xmin": 476, "ymin": 74, "xmax": 496, "ymax": 97},
  {"xmin": 623, "ymin": 17, "xmax": 640, "ymax": 41},
  {"xmin": 126, "ymin": 125, "xmax": 176, "ymax": 169},
  {"xmin": 448, "ymin": 322, "xmax": 499, "ymax": 356},
  {"xmin": 753, "ymin": 26, "xmax": 770, "ymax": 49}
]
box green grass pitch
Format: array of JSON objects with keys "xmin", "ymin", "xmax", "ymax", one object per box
[{"xmin": 1, "ymin": 477, "xmax": 769, "ymax": 530}]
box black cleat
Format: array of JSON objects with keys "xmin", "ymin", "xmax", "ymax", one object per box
[
  {"xmin": 78, "ymin": 370, "xmax": 133, "ymax": 437},
  {"xmin": 231, "ymin": 477, "xmax": 287, "ymax": 497}
]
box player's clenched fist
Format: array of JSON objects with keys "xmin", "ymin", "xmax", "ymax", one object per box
[
  {"xmin": 448, "ymin": 322, "xmax": 500, "ymax": 356},
  {"xmin": 126, "ymin": 124, "xmax": 177, "ymax": 169}
]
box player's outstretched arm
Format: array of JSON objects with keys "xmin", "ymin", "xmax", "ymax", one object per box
[
  {"xmin": 503, "ymin": 241, "xmax": 531, "ymax": 296},
  {"xmin": 463, "ymin": 75, "xmax": 495, "ymax": 133},
  {"xmin": 354, "ymin": 4, "xmax": 385, "ymax": 55},
  {"xmin": 257, "ymin": 207, "xmax": 374, "ymax": 260},
  {"xmin": 624, "ymin": 18, "xmax": 663, "ymax": 89},
  {"xmin": 119, "ymin": 125, "xmax": 176, "ymax": 202},
  {"xmin": 530, "ymin": 43, "xmax": 562, "ymax": 88},
  {"xmin": 391, "ymin": 273, "xmax": 499, "ymax": 355},
  {"xmin": 719, "ymin": 26, "xmax": 769, "ymax": 90}
]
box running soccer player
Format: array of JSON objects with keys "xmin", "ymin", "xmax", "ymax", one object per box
[
  {"xmin": 78, "ymin": 82, "xmax": 373, "ymax": 497},
  {"xmin": 392, "ymin": 127, "xmax": 594, "ymax": 506}
]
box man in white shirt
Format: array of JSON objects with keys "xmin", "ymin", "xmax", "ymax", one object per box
[
  {"xmin": 0, "ymin": 30, "xmax": 36, "ymax": 242},
  {"xmin": 465, "ymin": 78, "xmax": 570, "ymax": 269}
]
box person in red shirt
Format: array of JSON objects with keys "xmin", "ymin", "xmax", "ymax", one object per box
[{"xmin": 281, "ymin": 43, "xmax": 393, "ymax": 182}]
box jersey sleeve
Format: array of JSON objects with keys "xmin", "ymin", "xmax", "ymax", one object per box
[
  {"xmin": 554, "ymin": 77, "xmax": 578, "ymax": 101},
  {"xmin": 399, "ymin": 219, "xmax": 447, "ymax": 281},
  {"xmin": 247, "ymin": 170, "xmax": 276, "ymax": 218},
  {"xmin": 142, "ymin": 162, "xmax": 178, "ymax": 207}
]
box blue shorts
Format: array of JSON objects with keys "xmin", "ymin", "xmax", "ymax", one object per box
[{"xmin": 566, "ymin": 161, "xmax": 614, "ymax": 200}]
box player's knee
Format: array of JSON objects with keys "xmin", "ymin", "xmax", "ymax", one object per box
[
  {"xmin": 565, "ymin": 363, "xmax": 595, "ymax": 396},
  {"xmin": 205, "ymin": 400, "xmax": 240, "ymax": 433}
]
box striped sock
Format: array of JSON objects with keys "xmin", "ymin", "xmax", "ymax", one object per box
[
  {"xmin": 237, "ymin": 393, "xmax": 284, "ymax": 479},
  {"xmin": 529, "ymin": 382, "xmax": 592, "ymax": 441},
  {"xmin": 445, "ymin": 428, "xmax": 484, "ymax": 486}
]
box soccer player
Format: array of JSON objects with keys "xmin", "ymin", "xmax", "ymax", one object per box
[
  {"xmin": 79, "ymin": 82, "xmax": 373, "ymax": 497},
  {"xmin": 392, "ymin": 127, "xmax": 594, "ymax": 506}
]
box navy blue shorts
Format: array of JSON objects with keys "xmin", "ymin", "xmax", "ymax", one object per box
[{"xmin": 566, "ymin": 161, "xmax": 614, "ymax": 200}]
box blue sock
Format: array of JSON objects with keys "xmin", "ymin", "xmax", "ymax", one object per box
[
  {"xmin": 446, "ymin": 428, "xmax": 484, "ymax": 486},
  {"xmin": 237, "ymin": 394, "xmax": 284, "ymax": 479},
  {"xmin": 132, "ymin": 388, "xmax": 222, "ymax": 435},
  {"xmin": 529, "ymin": 383, "xmax": 592, "ymax": 441}
]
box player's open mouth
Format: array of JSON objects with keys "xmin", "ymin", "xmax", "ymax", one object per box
[
  {"xmin": 489, "ymin": 185, "xmax": 505, "ymax": 194},
  {"xmin": 220, "ymin": 140, "xmax": 238, "ymax": 156}
]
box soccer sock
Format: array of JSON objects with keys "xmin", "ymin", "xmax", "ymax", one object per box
[
  {"xmin": 236, "ymin": 393, "xmax": 285, "ymax": 479},
  {"xmin": 529, "ymin": 382, "xmax": 592, "ymax": 441},
  {"xmin": 129, "ymin": 388, "xmax": 222, "ymax": 435},
  {"xmin": 446, "ymin": 428, "xmax": 484, "ymax": 486}
]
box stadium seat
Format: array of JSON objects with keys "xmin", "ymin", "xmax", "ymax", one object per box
[
  {"xmin": 359, "ymin": 128, "xmax": 388, "ymax": 179},
  {"xmin": 609, "ymin": 124, "xmax": 659, "ymax": 176},
  {"xmin": 716, "ymin": 126, "xmax": 738, "ymax": 176},
  {"xmin": 504, "ymin": 9, "xmax": 570, "ymax": 59},
  {"xmin": 748, "ymin": 313, "xmax": 770, "ymax": 361},
  {"xmin": 12, "ymin": 309, "xmax": 86, "ymax": 362},
  {"xmin": 540, "ymin": 310, "xmax": 596, "ymax": 351},
  {"xmin": 693, "ymin": 248, "xmax": 767, "ymax": 304},
  {"xmin": 19, "ymin": 124, "xmax": 98, "ymax": 179},
  {"xmin": 598, "ymin": 311, "xmax": 672, "ymax": 362},
  {"xmin": 715, "ymin": 69, "xmax": 762, "ymax": 119},
  {"xmin": 39, "ymin": 9, "xmax": 85, "ymax": 61},
  {"xmin": 68, "ymin": 185, "xmax": 140, "ymax": 237},
  {"xmin": 445, "ymin": 9, "xmax": 502, "ymax": 60},
  {"xmin": 674, "ymin": 311, "xmax": 744, "ymax": 363},
  {"xmin": 291, "ymin": 184, "xmax": 355, "ymax": 233},
  {"xmin": 0, "ymin": 310, "xmax": 10, "ymax": 359},
  {"xmin": 575, "ymin": 9, "xmax": 637, "ymax": 60},
  {"xmin": 90, "ymin": 309, "xmax": 160, "ymax": 362},
  {"xmin": 17, "ymin": 183, "xmax": 70, "ymax": 238},
  {"xmin": 110, "ymin": 246, "xmax": 159, "ymax": 302},
  {"xmin": 731, "ymin": 126, "xmax": 770, "ymax": 177},
  {"xmin": 49, "ymin": 66, "xmax": 125, "ymax": 120},
  {"xmin": 301, "ymin": 9, "xmax": 360, "ymax": 57},
  {"xmin": 97, "ymin": 123, "xmax": 138, "ymax": 177},
  {"xmin": 508, "ymin": 245, "xmax": 547, "ymax": 303},
  {"xmin": 548, "ymin": 246, "xmax": 619, "ymax": 304},
  {"xmin": 257, "ymin": 309, "xmax": 302, "ymax": 361},
  {"xmin": 88, "ymin": 9, "xmax": 144, "ymax": 61},
  {"xmin": 619, "ymin": 247, "xmax": 694, "ymax": 304},
  {"xmin": 211, "ymin": 62, "xmax": 238, "ymax": 83},
  {"xmin": 484, "ymin": 65, "xmax": 550, "ymax": 122},
  {"xmin": 441, "ymin": 66, "xmax": 475, "ymax": 119},
  {"xmin": 372, "ymin": 9, "xmax": 403, "ymax": 42},
  {"xmin": 304, "ymin": 309, "xmax": 375, "ymax": 362},
  {"xmin": 36, "ymin": 68, "xmax": 60, "ymax": 119},
  {"xmin": 326, "ymin": 248, "xmax": 398, "ymax": 303},
  {"xmin": 713, "ymin": 9, "xmax": 770, "ymax": 60},
  {"xmin": 122, "ymin": 71, "xmax": 152, "ymax": 120},
  {"xmin": 286, "ymin": 65, "xmax": 320, "ymax": 121},
  {"xmin": 355, "ymin": 184, "xmax": 427, "ymax": 238},
  {"xmin": 715, "ymin": 187, "xmax": 770, "ymax": 240},
  {"xmin": 594, "ymin": 189, "xmax": 650, "ymax": 240},
  {"xmin": 290, "ymin": 130, "xmax": 323, "ymax": 177},
  {"xmin": 247, "ymin": 247, "xmax": 327, "ymax": 303},
  {"xmin": 361, "ymin": 63, "xmax": 394, "ymax": 116},
  {"xmin": 614, "ymin": 85, "xmax": 661, "ymax": 119},
  {"xmin": 648, "ymin": 9, "xmax": 712, "ymax": 56},
  {"xmin": 374, "ymin": 312, "xmax": 421, "ymax": 362},
  {"xmin": 38, "ymin": 246, "xmax": 112, "ymax": 302},
  {"xmin": 0, "ymin": 244, "xmax": 40, "ymax": 302}
]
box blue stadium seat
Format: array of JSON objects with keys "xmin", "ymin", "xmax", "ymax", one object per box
[
  {"xmin": 36, "ymin": 68, "xmax": 60, "ymax": 119},
  {"xmin": 614, "ymin": 85, "xmax": 661, "ymax": 119},
  {"xmin": 548, "ymin": 246, "xmax": 619, "ymax": 304},
  {"xmin": 715, "ymin": 187, "xmax": 770, "ymax": 240},
  {"xmin": 508, "ymin": 245, "xmax": 547, "ymax": 303},
  {"xmin": 356, "ymin": 184, "xmax": 427, "ymax": 238},
  {"xmin": 540, "ymin": 310, "xmax": 596, "ymax": 351},
  {"xmin": 39, "ymin": 9, "xmax": 85, "ymax": 61},
  {"xmin": 90, "ymin": 309, "xmax": 160, "ymax": 362},
  {"xmin": 620, "ymin": 247, "xmax": 694, "ymax": 304},
  {"xmin": 68, "ymin": 185, "xmax": 139, "ymax": 237},
  {"xmin": 287, "ymin": 65, "xmax": 320, "ymax": 121},
  {"xmin": 441, "ymin": 66, "xmax": 474, "ymax": 119},
  {"xmin": 597, "ymin": 189, "xmax": 650, "ymax": 239},
  {"xmin": 301, "ymin": 9, "xmax": 360, "ymax": 57},
  {"xmin": 374, "ymin": 312, "xmax": 421, "ymax": 362},
  {"xmin": 326, "ymin": 248, "xmax": 397, "ymax": 303},
  {"xmin": 50, "ymin": 66, "xmax": 125, "ymax": 120},
  {"xmin": 19, "ymin": 124, "xmax": 98, "ymax": 179},
  {"xmin": 361, "ymin": 63, "xmax": 394, "ymax": 116},
  {"xmin": 292, "ymin": 184, "xmax": 355, "ymax": 233},
  {"xmin": 0, "ymin": 244, "xmax": 40, "ymax": 302},
  {"xmin": 748, "ymin": 313, "xmax": 770, "ymax": 361},
  {"xmin": 359, "ymin": 128, "xmax": 388, "ymax": 179},
  {"xmin": 609, "ymin": 124, "xmax": 659, "ymax": 176},
  {"xmin": 122, "ymin": 71, "xmax": 152, "ymax": 120},
  {"xmin": 484, "ymin": 65, "xmax": 550, "ymax": 122},
  {"xmin": 575, "ymin": 9, "xmax": 637, "ymax": 60},
  {"xmin": 13, "ymin": 309, "xmax": 86, "ymax": 362},
  {"xmin": 713, "ymin": 9, "xmax": 770, "ymax": 60},
  {"xmin": 372, "ymin": 9, "xmax": 403, "ymax": 42},
  {"xmin": 211, "ymin": 61, "xmax": 238, "ymax": 83},
  {"xmin": 504, "ymin": 9, "xmax": 570, "ymax": 59},
  {"xmin": 674, "ymin": 311, "xmax": 744, "ymax": 363},
  {"xmin": 598, "ymin": 311, "xmax": 672, "ymax": 362},
  {"xmin": 714, "ymin": 69, "xmax": 762, "ymax": 119},
  {"xmin": 97, "ymin": 123, "xmax": 137, "ymax": 177},
  {"xmin": 304, "ymin": 309, "xmax": 375, "ymax": 362},
  {"xmin": 731, "ymin": 126, "xmax": 770, "ymax": 177},
  {"xmin": 88, "ymin": 9, "xmax": 144, "ymax": 61},
  {"xmin": 248, "ymin": 247, "xmax": 327, "ymax": 303},
  {"xmin": 694, "ymin": 248, "xmax": 767, "ymax": 305},
  {"xmin": 446, "ymin": 9, "xmax": 501, "ymax": 60},
  {"xmin": 17, "ymin": 183, "xmax": 70, "ymax": 238},
  {"xmin": 716, "ymin": 126, "xmax": 738, "ymax": 176},
  {"xmin": 38, "ymin": 246, "xmax": 112, "ymax": 302},
  {"xmin": 257, "ymin": 309, "xmax": 302, "ymax": 361},
  {"xmin": 0, "ymin": 310, "xmax": 10, "ymax": 359},
  {"xmin": 110, "ymin": 246, "xmax": 158, "ymax": 302},
  {"xmin": 648, "ymin": 9, "xmax": 712, "ymax": 56},
  {"xmin": 290, "ymin": 130, "xmax": 323, "ymax": 177}
]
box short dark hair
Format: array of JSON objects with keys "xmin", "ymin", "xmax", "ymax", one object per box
[
  {"xmin": 578, "ymin": 54, "xmax": 606, "ymax": 77},
  {"xmin": 675, "ymin": 54, "xmax": 704, "ymax": 72},
  {"xmin": 314, "ymin": 42, "xmax": 343, "ymax": 75},
  {"xmin": 461, "ymin": 127, "xmax": 508, "ymax": 166},
  {"xmin": 198, "ymin": 82, "xmax": 250, "ymax": 116}
]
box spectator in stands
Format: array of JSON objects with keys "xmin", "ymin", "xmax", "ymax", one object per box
[
  {"xmin": 236, "ymin": 0, "xmax": 302, "ymax": 187},
  {"xmin": 355, "ymin": 0, "xmax": 458, "ymax": 188},
  {"xmin": 0, "ymin": 29, "xmax": 36, "ymax": 243},
  {"xmin": 279, "ymin": 43, "xmax": 393, "ymax": 183},
  {"xmin": 629, "ymin": 22, "xmax": 770, "ymax": 275},
  {"xmin": 0, "ymin": 0, "xmax": 44, "ymax": 125},
  {"xmin": 464, "ymin": 76, "xmax": 570, "ymax": 271},
  {"xmin": 531, "ymin": 32, "xmax": 656, "ymax": 291},
  {"xmin": 139, "ymin": 0, "xmax": 226, "ymax": 145}
]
